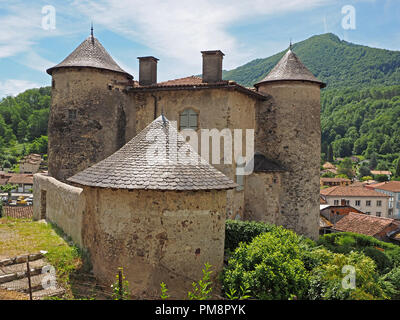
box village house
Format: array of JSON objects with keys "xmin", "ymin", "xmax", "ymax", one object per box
[
  {"xmin": 19, "ymin": 154, "xmax": 43, "ymax": 174},
  {"xmin": 366, "ymin": 181, "xmax": 400, "ymax": 219},
  {"xmin": 370, "ymin": 170, "xmax": 392, "ymax": 179},
  {"xmin": 332, "ymin": 212, "xmax": 400, "ymax": 242},
  {"xmin": 34, "ymin": 30, "xmax": 325, "ymax": 298},
  {"xmin": 320, "ymin": 186, "xmax": 390, "ymax": 217},
  {"xmin": 0, "ymin": 172, "xmax": 33, "ymax": 194}
]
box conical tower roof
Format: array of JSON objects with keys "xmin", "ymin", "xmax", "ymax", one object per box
[
  {"xmin": 47, "ymin": 35, "xmax": 132, "ymax": 79},
  {"xmin": 255, "ymin": 49, "xmax": 325, "ymax": 88},
  {"xmin": 67, "ymin": 116, "xmax": 237, "ymax": 191}
]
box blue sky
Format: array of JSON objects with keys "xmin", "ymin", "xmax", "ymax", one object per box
[{"xmin": 0, "ymin": 0, "xmax": 399, "ymax": 97}]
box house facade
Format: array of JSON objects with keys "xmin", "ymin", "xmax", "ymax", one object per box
[
  {"xmin": 367, "ymin": 181, "xmax": 400, "ymax": 219},
  {"xmin": 320, "ymin": 186, "xmax": 389, "ymax": 217}
]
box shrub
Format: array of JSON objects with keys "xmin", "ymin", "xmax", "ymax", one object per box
[
  {"xmin": 225, "ymin": 220, "xmax": 277, "ymax": 252},
  {"xmin": 318, "ymin": 232, "xmax": 400, "ymax": 273},
  {"xmin": 222, "ymin": 226, "xmax": 310, "ymax": 300},
  {"xmin": 381, "ymin": 267, "xmax": 400, "ymax": 299},
  {"xmin": 308, "ymin": 251, "xmax": 388, "ymax": 300}
]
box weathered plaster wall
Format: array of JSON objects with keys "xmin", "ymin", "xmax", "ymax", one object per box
[
  {"xmin": 48, "ymin": 68, "xmax": 132, "ymax": 181},
  {"xmin": 82, "ymin": 187, "xmax": 227, "ymax": 299},
  {"xmin": 244, "ymin": 172, "xmax": 281, "ymax": 224},
  {"xmin": 33, "ymin": 173, "xmax": 85, "ymax": 247},
  {"xmin": 256, "ymin": 81, "xmax": 321, "ymax": 239},
  {"xmin": 130, "ymin": 88, "xmax": 259, "ymax": 217}
]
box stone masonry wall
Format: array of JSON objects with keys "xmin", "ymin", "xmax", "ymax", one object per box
[
  {"xmin": 82, "ymin": 187, "xmax": 227, "ymax": 299},
  {"xmin": 48, "ymin": 68, "xmax": 132, "ymax": 181},
  {"xmin": 256, "ymin": 81, "xmax": 321, "ymax": 239},
  {"xmin": 33, "ymin": 173, "xmax": 86, "ymax": 247}
]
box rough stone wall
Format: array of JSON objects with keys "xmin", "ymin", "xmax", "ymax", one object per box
[
  {"xmin": 82, "ymin": 187, "xmax": 227, "ymax": 299},
  {"xmin": 48, "ymin": 68, "xmax": 132, "ymax": 181},
  {"xmin": 256, "ymin": 81, "xmax": 321, "ymax": 239},
  {"xmin": 32, "ymin": 173, "xmax": 85, "ymax": 247},
  {"xmin": 130, "ymin": 88, "xmax": 258, "ymax": 218},
  {"xmin": 244, "ymin": 172, "xmax": 281, "ymax": 224}
]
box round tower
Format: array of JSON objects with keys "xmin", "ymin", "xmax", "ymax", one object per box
[
  {"xmin": 46, "ymin": 31, "xmax": 133, "ymax": 181},
  {"xmin": 254, "ymin": 48, "xmax": 325, "ymax": 240}
]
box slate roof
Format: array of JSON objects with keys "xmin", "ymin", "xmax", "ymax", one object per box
[
  {"xmin": 255, "ymin": 49, "xmax": 326, "ymax": 88},
  {"xmin": 68, "ymin": 115, "xmax": 237, "ymax": 191},
  {"xmin": 245, "ymin": 152, "xmax": 285, "ymax": 174},
  {"xmin": 47, "ymin": 36, "xmax": 132, "ymax": 79},
  {"xmin": 333, "ymin": 212, "xmax": 400, "ymax": 236}
]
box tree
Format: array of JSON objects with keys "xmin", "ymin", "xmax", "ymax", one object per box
[
  {"xmin": 338, "ymin": 158, "xmax": 354, "ymax": 179},
  {"xmin": 359, "ymin": 166, "xmax": 371, "ymax": 178},
  {"xmin": 327, "ymin": 144, "xmax": 334, "ymax": 162},
  {"xmin": 395, "ymin": 158, "xmax": 400, "ymax": 177},
  {"xmin": 369, "ymin": 153, "xmax": 378, "ymax": 170}
]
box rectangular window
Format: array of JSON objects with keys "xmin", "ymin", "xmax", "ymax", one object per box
[
  {"xmin": 366, "ymin": 212, "xmax": 371, "ymax": 215},
  {"xmin": 377, "ymin": 200, "xmax": 382, "ymax": 207},
  {"xmin": 355, "ymin": 200, "xmax": 361, "ymax": 206},
  {"xmin": 376, "ymin": 212, "xmax": 381, "ymax": 217},
  {"xmin": 334, "ymin": 200, "xmax": 339, "ymax": 205},
  {"xmin": 366, "ymin": 200, "xmax": 371, "ymax": 206},
  {"xmin": 180, "ymin": 109, "xmax": 198, "ymax": 130}
]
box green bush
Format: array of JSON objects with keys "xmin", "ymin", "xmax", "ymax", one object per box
[
  {"xmin": 318, "ymin": 232, "xmax": 400, "ymax": 273},
  {"xmin": 224, "ymin": 220, "xmax": 277, "ymax": 252},
  {"xmin": 222, "ymin": 226, "xmax": 311, "ymax": 300},
  {"xmin": 381, "ymin": 267, "xmax": 400, "ymax": 299},
  {"xmin": 308, "ymin": 250, "xmax": 388, "ymax": 300}
]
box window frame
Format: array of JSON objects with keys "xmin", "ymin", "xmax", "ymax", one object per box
[{"xmin": 178, "ymin": 108, "xmax": 199, "ymax": 131}]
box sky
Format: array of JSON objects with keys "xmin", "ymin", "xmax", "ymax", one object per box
[{"xmin": 0, "ymin": 0, "xmax": 399, "ymax": 97}]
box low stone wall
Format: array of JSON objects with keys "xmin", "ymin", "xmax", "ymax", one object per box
[{"xmin": 33, "ymin": 173, "xmax": 85, "ymax": 247}]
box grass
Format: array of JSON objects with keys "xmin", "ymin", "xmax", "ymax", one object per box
[{"xmin": 0, "ymin": 217, "xmax": 82, "ymax": 298}]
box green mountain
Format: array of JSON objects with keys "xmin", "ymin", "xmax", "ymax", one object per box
[{"xmin": 223, "ymin": 33, "xmax": 400, "ymax": 89}]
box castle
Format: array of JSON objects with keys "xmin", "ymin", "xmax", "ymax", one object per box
[{"xmin": 33, "ymin": 31, "xmax": 324, "ymax": 298}]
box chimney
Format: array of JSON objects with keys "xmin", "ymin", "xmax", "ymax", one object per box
[
  {"xmin": 201, "ymin": 50, "xmax": 224, "ymax": 83},
  {"xmin": 137, "ymin": 56, "xmax": 159, "ymax": 86}
]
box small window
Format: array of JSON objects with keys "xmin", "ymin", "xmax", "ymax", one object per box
[
  {"xmin": 377, "ymin": 200, "xmax": 382, "ymax": 207},
  {"xmin": 334, "ymin": 200, "xmax": 339, "ymax": 205},
  {"xmin": 68, "ymin": 109, "xmax": 77, "ymax": 120},
  {"xmin": 180, "ymin": 109, "xmax": 198, "ymax": 130},
  {"xmin": 366, "ymin": 212, "xmax": 371, "ymax": 215},
  {"xmin": 355, "ymin": 200, "xmax": 361, "ymax": 206},
  {"xmin": 366, "ymin": 200, "xmax": 371, "ymax": 207},
  {"xmin": 376, "ymin": 212, "xmax": 381, "ymax": 217}
]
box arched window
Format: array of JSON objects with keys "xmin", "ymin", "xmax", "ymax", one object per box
[{"xmin": 179, "ymin": 109, "xmax": 198, "ymax": 130}]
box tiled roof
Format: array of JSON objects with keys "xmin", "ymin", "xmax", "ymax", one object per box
[
  {"xmin": 157, "ymin": 76, "xmax": 203, "ymax": 86},
  {"xmin": 68, "ymin": 115, "xmax": 237, "ymax": 191},
  {"xmin": 129, "ymin": 77, "xmax": 268, "ymax": 100},
  {"xmin": 47, "ymin": 36, "xmax": 132, "ymax": 79},
  {"xmin": 333, "ymin": 212, "xmax": 400, "ymax": 236},
  {"xmin": 320, "ymin": 186, "xmax": 389, "ymax": 197},
  {"xmin": 320, "ymin": 214, "xmax": 333, "ymax": 228},
  {"xmin": 254, "ymin": 49, "xmax": 325, "ymax": 88},
  {"xmin": 369, "ymin": 181, "xmax": 400, "ymax": 193},
  {"xmin": 245, "ymin": 152, "xmax": 286, "ymax": 173},
  {"xmin": 320, "ymin": 177, "xmax": 350, "ymax": 182},
  {"xmin": 371, "ymin": 170, "xmax": 392, "ymax": 175},
  {"xmin": 7, "ymin": 174, "xmax": 33, "ymax": 185}
]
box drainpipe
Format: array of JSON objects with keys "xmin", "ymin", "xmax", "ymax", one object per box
[{"xmin": 151, "ymin": 94, "xmax": 158, "ymax": 120}]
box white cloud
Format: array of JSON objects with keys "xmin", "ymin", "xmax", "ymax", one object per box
[
  {"xmin": 0, "ymin": 79, "xmax": 41, "ymax": 98},
  {"xmin": 71, "ymin": 0, "xmax": 333, "ymax": 74}
]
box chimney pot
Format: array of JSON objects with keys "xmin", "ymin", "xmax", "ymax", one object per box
[
  {"xmin": 201, "ymin": 50, "xmax": 224, "ymax": 83},
  {"xmin": 137, "ymin": 56, "xmax": 159, "ymax": 86}
]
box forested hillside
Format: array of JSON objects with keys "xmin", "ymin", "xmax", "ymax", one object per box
[
  {"xmin": 0, "ymin": 87, "xmax": 50, "ymax": 170},
  {"xmin": 223, "ymin": 33, "xmax": 400, "ymax": 89}
]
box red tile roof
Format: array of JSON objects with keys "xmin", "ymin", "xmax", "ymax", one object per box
[
  {"xmin": 371, "ymin": 170, "xmax": 392, "ymax": 175},
  {"xmin": 320, "ymin": 177, "xmax": 350, "ymax": 182},
  {"xmin": 368, "ymin": 181, "xmax": 400, "ymax": 193},
  {"xmin": 157, "ymin": 76, "xmax": 203, "ymax": 86},
  {"xmin": 320, "ymin": 186, "xmax": 389, "ymax": 197},
  {"xmin": 333, "ymin": 212, "xmax": 400, "ymax": 236},
  {"xmin": 6, "ymin": 174, "xmax": 33, "ymax": 185}
]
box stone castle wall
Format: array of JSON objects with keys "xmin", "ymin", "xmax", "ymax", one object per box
[
  {"xmin": 48, "ymin": 68, "xmax": 131, "ymax": 181},
  {"xmin": 256, "ymin": 81, "xmax": 321, "ymax": 239}
]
